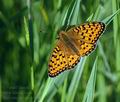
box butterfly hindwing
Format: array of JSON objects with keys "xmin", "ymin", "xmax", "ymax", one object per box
[
  {"xmin": 48, "ymin": 41, "xmax": 80, "ymax": 77},
  {"xmin": 79, "ymin": 42, "xmax": 96, "ymax": 56}
]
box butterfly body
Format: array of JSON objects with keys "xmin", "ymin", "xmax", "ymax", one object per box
[
  {"xmin": 59, "ymin": 31, "xmax": 80, "ymax": 56},
  {"xmin": 48, "ymin": 22, "xmax": 105, "ymax": 77}
]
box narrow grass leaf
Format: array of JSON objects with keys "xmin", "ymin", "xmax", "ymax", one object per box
[
  {"xmin": 37, "ymin": 73, "xmax": 68, "ymax": 102},
  {"xmin": 31, "ymin": 65, "xmax": 34, "ymax": 92},
  {"xmin": 82, "ymin": 57, "xmax": 97, "ymax": 102},
  {"xmin": 102, "ymin": 9, "xmax": 120, "ymax": 25},
  {"xmin": 116, "ymin": 40, "xmax": 120, "ymax": 72},
  {"xmin": 86, "ymin": 13, "xmax": 94, "ymax": 21},
  {"xmin": 112, "ymin": 0, "xmax": 119, "ymax": 46},
  {"xmin": 24, "ymin": 17, "xmax": 30, "ymax": 46},
  {"xmin": 61, "ymin": 78, "xmax": 68, "ymax": 102},
  {"xmin": 70, "ymin": 0, "xmax": 81, "ymax": 24},
  {"xmin": 67, "ymin": 57, "xmax": 87, "ymax": 102},
  {"xmin": 98, "ymin": 42, "xmax": 111, "ymax": 72},
  {"xmin": 97, "ymin": 59, "xmax": 107, "ymax": 102}
]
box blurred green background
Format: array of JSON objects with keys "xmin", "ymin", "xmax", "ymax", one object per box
[{"xmin": 0, "ymin": 0, "xmax": 120, "ymax": 102}]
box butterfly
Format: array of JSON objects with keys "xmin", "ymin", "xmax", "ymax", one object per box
[{"xmin": 48, "ymin": 22, "xmax": 105, "ymax": 77}]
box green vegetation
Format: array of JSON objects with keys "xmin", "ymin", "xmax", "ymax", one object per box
[{"xmin": 0, "ymin": 0, "xmax": 120, "ymax": 102}]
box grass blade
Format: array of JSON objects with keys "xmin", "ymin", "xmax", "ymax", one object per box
[
  {"xmin": 67, "ymin": 58, "xmax": 87, "ymax": 102},
  {"xmin": 82, "ymin": 57, "xmax": 97, "ymax": 102}
]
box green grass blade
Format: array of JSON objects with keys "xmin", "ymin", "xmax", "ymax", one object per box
[
  {"xmin": 37, "ymin": 74, "xmax": 68, "ymax": 102},
  {"xmin": 98, "ymin": 42, "xmax": 111, "ymax": 72},
  {"xmin": 102, "ymin": 9, "xmax": 120, "ymax": 25},
  {"xmin": 67, "ymin": 58, "xmax": 87, "ymax": 102},
  {"xmin": 70, "ymin": 0, "xmax": 81, "ymax": 24},
  {"xmin": 112, "ymin": 0, "xmax": 119, "ymax": 46},
  {"xmin": 97, "ymin": 59, "xmax": 107, "ymax": 102},
  {"xmin": 82, "ymin": 57, "xmax": 98, "ymax": 102},
  {"xmin": 116, "ymin": 40, "xmax": 120, "ymax": 71},
  {"xmin": 24, "ymin": 17, "xmax": 30, "ymax": 46},
  {"xmin": 61, "ymin": 78, "xmax": 68, "ymax": 102}
]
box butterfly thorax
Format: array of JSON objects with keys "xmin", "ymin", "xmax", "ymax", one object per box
[{"xmin": 59, "ymin": 31, "xmax": 80, "ymax": 55}]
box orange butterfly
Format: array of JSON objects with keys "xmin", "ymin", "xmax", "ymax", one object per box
[{"xmin": 48, "ymin": 22, "xmax": 105, "ymax": 77}]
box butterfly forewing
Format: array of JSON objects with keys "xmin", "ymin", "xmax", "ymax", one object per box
[
  {"xmin": 66, "ymin": 22, "xmax": 105, "ymax": 56},
  {"xmin": 67, "ymin": 22, "xmax": 105, "ymax": 44}
]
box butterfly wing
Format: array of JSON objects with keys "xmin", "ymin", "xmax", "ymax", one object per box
[
  {"xmin": 66, "ymin": 22, "xmax": 105, "ymax": 56},
  {"xmin": 48, "ymin": 40, "xmax": 80, "ymax": 77}
]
